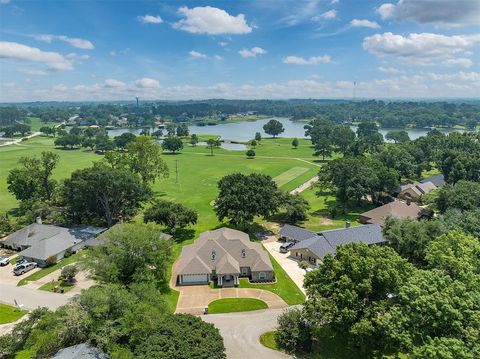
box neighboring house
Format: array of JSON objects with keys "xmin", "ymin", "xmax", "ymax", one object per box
[
  {"xmin": 280, "ymin": 224, "xmax": 319, "ymax": 243},
  {"xmin": 421, "ymin": 174, "xmax": 445, "ymax": 188},
  {"xmin": 53, "ymin": 343, "xmax": 108, "ymax": 359},
  {"xmin": 286, "ymin": 224, "xmax": 386, "ymax": 264},
  {"xmin": 0, "ymin": 219, "xmax": 106, "ymax": 267},
  {"xmin": 359, "ymin": 200, "xmax": 422, "ymax": 226},
  {"xmin": 177, "ymin": 227, "xmax": 274, "ymax": 287},
  {"xmin": 398, "ymin": 181, "xmax": 437, "ymax": 201}
]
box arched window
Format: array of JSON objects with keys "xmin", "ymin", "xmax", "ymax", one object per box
[
  {"xmin": 211, "ymin": 250, "xmax": 216, "ymax": 260},
  {"xmin": 241, "ymin": 249, "xmax": 246, "ymax": 258}
]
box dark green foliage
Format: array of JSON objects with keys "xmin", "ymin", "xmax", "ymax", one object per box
[
  {"xmin": 435, "ymin": 180, "xmax": 480, "ymax": 213},
  {"xmin": 144, "ymin": 200, "xmax": 198, "ymax": 233},
  {"xmin": 255, "ymin": 132, "xmax": 262, "ymax": 142},
  {"xmin": 61, "ymin": 163, "xmax": 151, "ymax": 226},
  {"xmin": 189, "ymin": 133, "xmax": 198, "ymax": 146},
  {"xmin": 206, "ymin": 138, "xmax": 221, "ymax": 155},
  {"xmin": 356, "ymin": 122, "xmax": 384, "ymax": 152},
  {"xmin": 113, "ymin": 132, "xmax": 136, "ymax": 149},
  {"xmin": 54, "ymin": 133, "xmax": 82, "ymax": 149},
  {"xmin": 125, "ymin": 136, "xmax": 169, "ymax": 183},
  {"xmin": 374, "ymin": 145, "xmax": 417, "ymax": 180},
  {"xmin": 39, "ymin": 126, "xmax": 54, "ymax": 136},
  {"xmin": 291, "ymin": 138, "xmax": 299, "ymax": 149},
  {"xmin": 386, "ymin": 130, "xmax": 410, "ymax": 144},
  {"xmin": 87, "ymin": 223, "xmax": 172, "ymax": 285},
  {"xmin": 263, "ymin": 119, "xmax": 285, "ymax": 138},
  {"xmin": 275, "ymin": 308, "xmax": 312, "ymax": 354},
  {"xmin": 162, "ymin": 135, "xmax": 184, "ymax": 153},
  {"xmin": 59, "ymin": 265, "xmax": 78, "ymax": 284},
  {"xmin": 304, "ymin": 119, "xmax": 334, "ymax": 160},
  {"xmin": 134, "ymin": 314, "xmax": 226, "ymax": 359},
  {"xmin": 331, "ymin": 125, "xmax": 355, "ymax": 155},
  {"xmin": 246, "ymin": 149, "xmax": 256, "ymax": 158},
  {"xmin": 283, "ymin": 194, "xmax": 309, "ymax": 224},
  {"xmin": 215, "ymin": 173, "xmax": 283, "ymax": 227},
  {"xmin": 441, "ymin": 208, "xmax": 480, "ymax": 238},
  {"xmin": 176, "ymin": 123, "xmax": 189, "ymax": 137}
]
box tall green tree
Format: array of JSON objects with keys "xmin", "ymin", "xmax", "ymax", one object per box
[
  {"xmin": 435, "ymin": 180, "xmax": 480, "ymax": 213},
  {"xmin": 176, "ymin": 123, "xmax": 189, "ymax": 137},
  {"xmin": 144, "ymin": 200, "xmax": 198, "ymax": 233},
  {"xmin": 113, "ymin": 132, "xmax": 136, "ymax": 149},
  {"xmin": 263, "ymin": 119, "xmax": 285, "ymax": 138},
  {"xmin": 206, "ymin": 138, "xmax": 221, "ymax": 155},
  {"xmin": 386, "ymin": 130, "xmax": 410, "ymax": 144},
  {"xmin": 161, "ymin": 135, "xmax": 183, "ymax": 153},
  {"xmin": 126, "ymin": 136, "xmax": 168, "ymax": 183},
  {"xmin": 332, "ymin": 125, "xmax": 356, "ymax": 155}
]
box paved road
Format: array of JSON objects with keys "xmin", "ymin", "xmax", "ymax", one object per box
[
  {"xmin": 290, "ymin": 175, "xmax": 319, "ymax": 195},
  {"xmin": 0, "ymin": 283, "xmax": 71, "ymax": 310},
  {"xmin": 203, "ymin": 308, "xmax": 291, "ymax": 359},
  {"xmin": 0, "ymin": 131, "xmax": 41, "ymax": 147}
]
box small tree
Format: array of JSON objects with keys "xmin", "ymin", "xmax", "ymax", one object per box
[
  {"xmin": 176, "ymin": 123, "xmax": 189, "ymax": 137},
  {"xmin": 255, "ymin": 132, "xmax": 262, "ymax": 142},
  {"xmin": 206, "ymin": 138, "xmax": 221, "ymax": 156},
  {"xmin": 283, "ymin": 194, "xmax": 309, "ymax": 224},
  {"xmin": 59, "ymin": 265, "xmax": 78, "ymax": 284},
  {"xmin": 246, "ymin": 149, "xmax": 256, "ymax": 159},
  {"xmin": 263, "ymin": 119, "xmax": 284, "ymax": 138},
  {"xmin": 151, "ymin": 129, "xmax": 163, "ymax": 139},
  {"xmin": 144, "ymin": 200, "xmax": 198, "ymax": 234},
  {"xmin": 275, "ymin": 308, "xmax": 312, "ymax": 354},
  {"xmin": 162, "ymin": 136, "xmax": 183, "ymax": 153},
  {"xmin": 292, "ymin": 138, "xmax": 299, "ymax": 149},
  {"xmin": 249, "ymin": 139, "xmax": 257, "ymax": 148},
  {"xmin": 190, "ymin": 134, "xmax": 199, "ymax": 146}
]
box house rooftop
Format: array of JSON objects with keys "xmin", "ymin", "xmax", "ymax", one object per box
[
  {"xmin": 53, "ymin": 343, "xmax": 108, "ymax": 359},
  {"xmin": 360, "ymin": 201, "xmax": 422, "ymax": 226},
  {"xmin": 421, "ymin": 174, "xmax": 445, "ymax": 188},
  {"xmin": 280, "ymin": 224, "xmax": 318, "ymax": 242}
]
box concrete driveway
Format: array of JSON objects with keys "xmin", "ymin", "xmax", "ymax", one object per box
[
  {"xmin": 0, "ymin": 283, "xmax": 70, "ymax": 310},
  {"xmin": 263, "ymin": 241, "xmax": 306, "ymax": 294},
  {"xmin": 0, "ymin": 261, "xmax": 41, "ymax": 286},
  {"xmin": 203, "ymin": 308, "xmax": 290, "ymax": 359}
]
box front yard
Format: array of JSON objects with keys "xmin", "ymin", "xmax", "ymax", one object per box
[
  {"xmin": 0, "ymin": 303, "xmax": 28, "ymax": 324},
  {"xmin": 208, "ymin": 298, "xmax": 268, "ymax": 314}
]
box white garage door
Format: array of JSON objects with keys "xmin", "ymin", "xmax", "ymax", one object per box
[{"xmin": 182, "ymin": 274, "xmax": 208, "ymax": 283}]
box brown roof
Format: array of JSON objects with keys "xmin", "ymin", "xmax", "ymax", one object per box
[
  {"xmin": 177, "ymin": 228, "xmax": 273, "ymax": 275},
  {"xmin": 360, "ymin": 200, "xmax": 422, "ymax": 226}
]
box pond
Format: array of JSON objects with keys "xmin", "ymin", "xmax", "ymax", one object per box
[{"xmin": 107, "ymin": 117, "xmax": 466, "ymax": 143}]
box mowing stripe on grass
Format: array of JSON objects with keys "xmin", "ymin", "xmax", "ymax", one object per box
[{"xmin": 273, "ymin": 167, "xmax": 309, "ymax": 187}]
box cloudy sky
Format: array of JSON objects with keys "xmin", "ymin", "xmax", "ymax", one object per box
[{"xmin": 0, "ymin": 0, "xmax": 479, "ymax": 102}]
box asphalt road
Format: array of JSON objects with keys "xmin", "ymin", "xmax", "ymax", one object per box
[
  {"xmin": 0, "ymin": 283, "xmax": 71, "ymax": 310},
  {"xmin": 203, "ymin": 308, "xmax": 291, "ymax": 359}
]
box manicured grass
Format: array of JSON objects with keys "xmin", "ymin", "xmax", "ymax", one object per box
[
  {"xmin": 273, "ymin": 166, "xmax": 309, "ymax": 187},
  {"xmin": 208, "ymin": 298, "xmax": 268, "ymax": 313},
  {"xmin": 163, "ymin": 288, "xmax": 180, "ymax": 314},
  {"xmin": 27, "ymin": 117, "xmax": 56, "ymax": 132},
  {"xmin": 38, "ymin": 280, "xmax": 74, "ymax": 293},
  {"xmin": 239, "ymin": 253, "xmax": 305, "ymax": 305},
  {"xmin": 0, "ymin": 303, "xmax": 28, "ymax": 324},
  {"xmin": 17, "ymin": 252, "xmax": 82, "ymax": 286},
  {"xmin": 259, "ymin": 331, "xmax": 278, "ymax": 350}
]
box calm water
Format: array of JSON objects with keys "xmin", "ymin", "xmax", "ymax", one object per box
[{"xmin": 107, "ymin": 117, "xmax": 465, "ymax": 143}]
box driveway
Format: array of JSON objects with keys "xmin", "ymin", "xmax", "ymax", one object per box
[
  {"xmin": 0, "ymin": 261, "xmax": 41, "ymax": 286},
  {"xmin": 263, "ymin": 241, "xmax": 306, "ymax": 295},
  {"xmin": 0, "ymin": 283, "xmax": 70, "ymax": 310},
  {"xmin": 203, "ymin": 308, "xmax": 290, "ymax": 359}
]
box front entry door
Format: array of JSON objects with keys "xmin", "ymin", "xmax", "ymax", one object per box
[{"xmin": 225, "ymin": 274, "xmax": 231, "ymax": 281}]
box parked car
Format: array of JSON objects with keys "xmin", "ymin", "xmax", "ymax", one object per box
[
  {"xmin": 279, "ymin": 242, "xmax": 294, "ymax": 253},
  {"xmin": 14, "ymin": 258, "xmax": 28, "ymax": 268},
  {"xmin": 13, "ymin": 262, "xmax": 37, "ymax": 276},
  {"xmin": 0, "ymin": 256, "xmax": 10, "ymax": 266}
]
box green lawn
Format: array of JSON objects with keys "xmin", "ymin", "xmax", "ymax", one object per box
[
  {"xmin": 259, "ymin": 331, "xmax": 277, "ymax": 351},
  {"xmin": 239, "ymin": 253, "xmax": 305, "ymax": 305},
  {"xmin": 38, "ymin": 280, "xmax": 74, "ymax": 293},
  {"xmin": 17, "ymin": 252, "xmax": 82, "ymax": 286},
  {"xmin": 0, "ymin": 303, "xmax": 28, "ymax": 324},
  {"xmin": 208, "ymin": 298, "xmax": 268, "ymax": 314}
]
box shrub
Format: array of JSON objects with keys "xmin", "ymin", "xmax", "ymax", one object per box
[
  {"xmin": 246, "ymin": 149, "xmax": 256, "ymax": 159},
  {"xmin": 60, "ymin": 265, "xmax": 78, "ymax": 284},
  {"xmin": 299, "ymin": 261, "xmax": 309, "ymax": 270},
  {"xmin": 275, "ymin": 308, "xmax": 312, "ymax": 354}
]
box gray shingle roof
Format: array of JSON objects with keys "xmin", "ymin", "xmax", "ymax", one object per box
[
  {"xmin": 287, "ymin": 224, "xmax": 385, "ymax": 260},
  {"xmin": 53, "ymin": 343, "xmax": 108, "ymax": 359},
  {"xmin": 280, "ymin": 224, "xmax": 317, "ymax": 242},
  {"xmin": 421, "ymin": 174, "xmax": 445, "ymax": 187},
  {"xmin": 360, "ymin": 201, "xmax": 422, "ymax": 226}
]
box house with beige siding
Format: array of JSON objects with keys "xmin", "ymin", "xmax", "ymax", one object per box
[{"xmin": 176, "ymin": 228, "xmax": 274, "ymax": 287}]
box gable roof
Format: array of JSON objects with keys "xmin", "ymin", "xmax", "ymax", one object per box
[
  {"xmin": 279, "ymin": 224, "xmax": 317, "ymax": 242},
  {"xmin": 177, "ymin": 228, "xmax": 273, "ymax": 276},
  {"xmin": 421, "ymin": 174, "xmax": 445, "ymax": 187},
  {"xmin": 360, "ymin": 201, "xmax": 422, "ymax": 226},
  {"xmin": 288, "ymin": 224, "xmax": 385, "ymax": 260}
]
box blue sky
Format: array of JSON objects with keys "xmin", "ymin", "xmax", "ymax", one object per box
[{"xmin": 0, "ymin": 0, "xmax": 479, "ymax": 102}]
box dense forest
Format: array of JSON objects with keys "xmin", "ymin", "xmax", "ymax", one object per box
[{"xmin": 1, "ymin": 99, "xmax": 479, "ymax": 129}]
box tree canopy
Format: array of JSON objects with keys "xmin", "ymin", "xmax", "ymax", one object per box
[
  {"xmin": 263, "ymin": 119, "xmax": 285, "ymax": 138},
  {"xmin": 144, "ymin": 200, "xmax": 198, "ymax": 233}
]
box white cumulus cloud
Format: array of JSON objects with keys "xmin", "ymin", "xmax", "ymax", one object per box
[
  {"xmin": 376, "ymin": 0, "xmax": 480, "ymax": 26},
  {"xmin": 135, "ymin": 78, "xmax": 160, "ymax": 88},
  {"xmin": 34, "ymin": 34, "xmax": 94, "ymax": 50},
  {"xmin": 363, "ymin": 32, "xmax": 480, "ymax": 66},
  {"xmin": 137, "ymin": 14, "xmax": 163, "ymax": 24},
  {"xmin": 320, "ymin": 9, "xmax": 337, "ymax": 19},
  {"xmin": 173, "ymin": 6, "xmax": 252, "ymax": 34},
  {"xmin": 350, "ymin": 19, "xmax": 380, "ymax": 29},
  {"xmin": 283, "ymin": 55, "xmax": 331, "ymax": 65},
  {"xmin": 238, "ymin": 47, "xmax": 266, "ymax": 58},
  {"xmin": 105, "ymin": 79, "xmax": 126, "ymax": 88},
  {"xmin": 189, "ymin": 50, "xmax": 208, "ymax": 58},
  {"xmin": 0, "ymin": 41, "xmax": 73, "ymax": 71}
]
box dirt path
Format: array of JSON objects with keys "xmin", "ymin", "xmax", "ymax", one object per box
[
  {"xmin": 289, "ymin": 175, "xmax": 319, "ymax": 195},
  {"xmin": 0, "ymin": 132, "xmax": 41, "ymax": 147}
]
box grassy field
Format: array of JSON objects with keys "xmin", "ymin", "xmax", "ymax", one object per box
[
  {"xmin": 0, "ymin": 303, "xmax": 28, "ymax": 324},
  {"xmin": 208, "ymin": 298, "xmax": 268, "ymax": 314},
  {"xmin": 17, "ymin": 252, "xmax": 81, "ymax": 286},
  {"xmin": 239, "ymin": 253, "xmax": 305, "ymax": 305},
  {"xmin": 39, "ymin": 280, "xmax": 74, "ymax": 293}
]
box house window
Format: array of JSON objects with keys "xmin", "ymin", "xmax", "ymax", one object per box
[
  {"xmin": 211, "ymin": 250, "xmax": 216, "ymax": 260},
  {"xmin": 241, "ymin": 249, "xmax": 246, "ymax": 258},
  {"xmin": 259, "ymin": 272, "xmax": 266, "ymax": 280}
]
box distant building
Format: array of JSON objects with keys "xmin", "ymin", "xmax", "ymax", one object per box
[
  {"xmin": 0, "ymin": 219, "xmax": 106, "ymax": 267},
  {"xmin": 398, "ymin": 181, "xmax": 437, "ymax": 201},
  {"xmin": 283, "ymin": 224, "xmax": 386, "ymax": 265},
  {"xmin": 421, "ymin": 174, "xmax": 445, "ymax": 188},
  {"xmin": 359, "ymin": 200, "xmax": 423, "ymax": 226}
]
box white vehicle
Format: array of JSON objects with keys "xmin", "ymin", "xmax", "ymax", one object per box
[
  {"xmin": 13, "ymin": 262, "xmax": 37, "ymax": 276},
  {"xmin": 0, "ymin": 256, "xmax": 10, "ymax": 266}
]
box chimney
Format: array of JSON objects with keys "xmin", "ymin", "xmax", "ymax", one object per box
[
  {"xmin": 36, "ymin": 216, "xmax": 42, "ymax": 225},
  {"xmin": 345, "ymin": 221, "xmax": 351, "ymax": 228}
]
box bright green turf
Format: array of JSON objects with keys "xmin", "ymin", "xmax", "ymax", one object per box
[
  {"xmin": 0, "ymin": 303, "xmax": 28, "ymax": 324},
  {"xmin": 273, "ymin": 167, "xmax": 309, "ymax": 187},
  {"xmin": 259, "ymin": 331, "xmax": 277, "ymax": 351},
  {"xmin": 38, "ymin": 280, "xmax": 74, "ymax": 293},
  {"xmin": 208, "ymin": 298, "xmax": 268, "ymax": 313}
]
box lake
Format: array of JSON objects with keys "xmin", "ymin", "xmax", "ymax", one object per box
[{"xmin": 108, "ymin": 117, "xmax": 466, "ymax": 143}]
